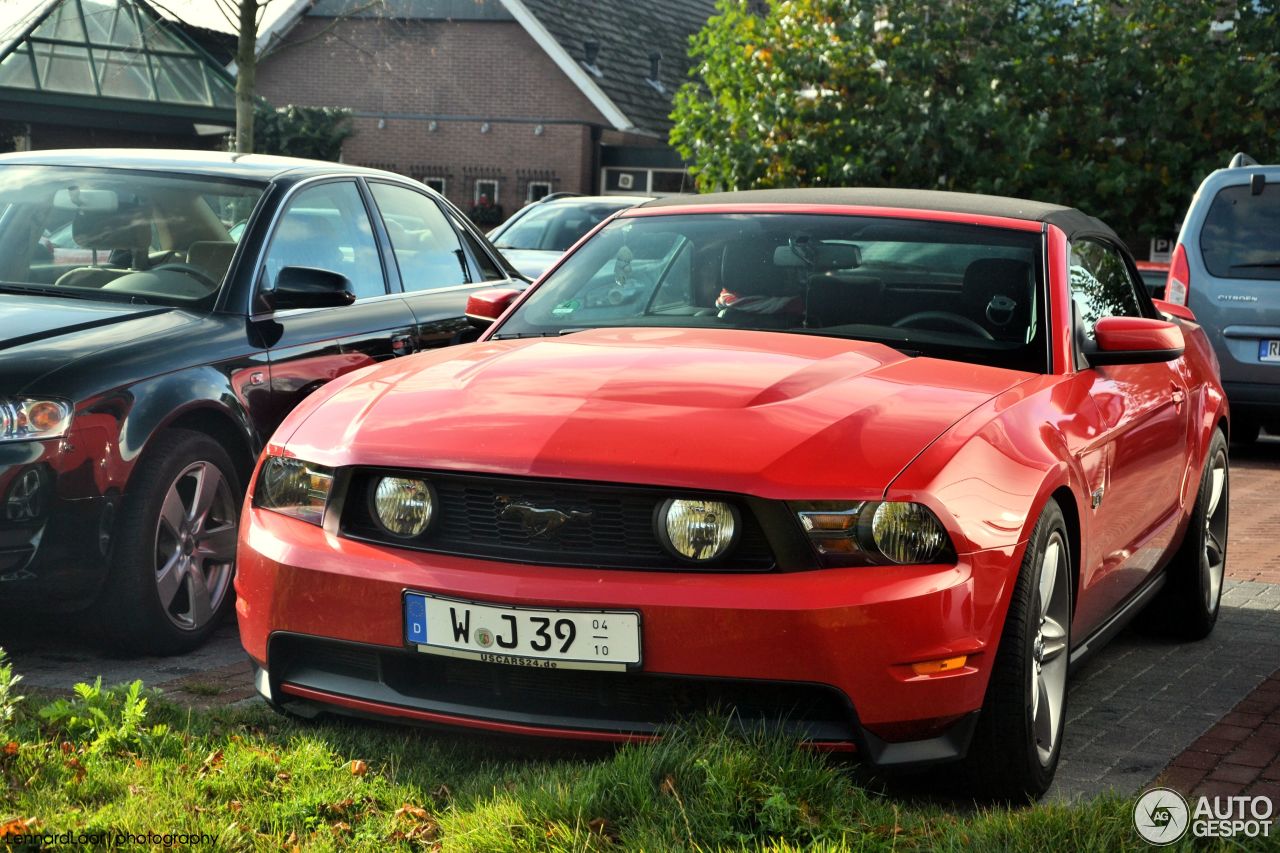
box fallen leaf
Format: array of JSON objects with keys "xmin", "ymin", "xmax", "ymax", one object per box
[
  {"xmin": 65, "ymin": 757, "xmax": 86, "ymax": 783},
  {"xmin": 2, "ymin": 742, "xmax": 17, "ymax": 756},
  {"xmin": 229, "ymin": 800, "xmax": 243, "ymax": 812},
  {"xmin": 395, "ymin": 803, "xmax": 429, "ymax": 822},
  {"xmin": 59, "ymin": 741, "xmax": 72, "ymax": 754},
  {"xmin": 276, "ymin": 771, "xmax": 292, "ymax": 783},
  {"xmin": 0, "ymin": 817, "xmax": 39, "ymax": 839},
  {"xmin": 659, "ymin": 775, "xmax": 678, "ymax": 797},
  {"xmin": 330, "ymin": 821, "xmax": 351, "ymax": 835},
  {"xmin": 349, "ymin": 759, "xmax": 368, "ymax": 777},
  {"xmin": 198, "ymin": 749, "xmax": 225, "ymax": 777},
  {"xmin": 284, "ymin": 830, "xmax": 298, "ymax": 846}
]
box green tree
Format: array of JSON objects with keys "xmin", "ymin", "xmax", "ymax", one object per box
[
  {"xmin": 252, "ymin": 103, "xmax": 355, "ymax": 161},
  {"xmin": 672, "ymin": 0, "xmax": 1280, "ymax": 244}
]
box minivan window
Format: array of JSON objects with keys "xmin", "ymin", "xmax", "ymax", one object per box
[{"xmin": 1200, "ymin": 183, "xmax": 1280, "ymax": 281}]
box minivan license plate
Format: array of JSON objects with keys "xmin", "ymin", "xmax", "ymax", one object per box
[
  {"xmin": 404, "ymin": 593, "xmax": 640, "ymax": 671},
  {"xmin": 1260, "ymin": 340, "xmax": 1280, "ymax": 363}
]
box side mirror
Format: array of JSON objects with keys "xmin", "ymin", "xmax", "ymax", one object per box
[
  {"xmin": 465, "ymin": 287, "xmax": 522, "ymax": 329},
  {"xmin": 1089, "ymin": 316, "xmax": 1184, "ymax": 366},
  {"xmin": 1152, "ymin": 299, "xmax": 1196, "ymax": 323},
  {"xmin": 264, "ymin": 266, "xmax": 355, "ymax": 311}
]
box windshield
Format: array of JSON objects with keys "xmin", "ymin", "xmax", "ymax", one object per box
[
  {"xmin": 0, "ymin": 165, "xmax": 265, "ymax": 308},
  {"xmin": 492, "ymin": 202, "xmax": 633, "ymax": 251},
  {"xmin": 493, "ymin": 213, "xmax": 1048, "ymax": 372}
]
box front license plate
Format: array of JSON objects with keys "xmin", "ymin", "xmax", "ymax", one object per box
[
  {"xmin": 404, "ymin": 593, "xmax": 641, "ymax": 672},
  {"xmin": 1260, "ymin": 340, "xmax": 1280, "ymax": 363}
]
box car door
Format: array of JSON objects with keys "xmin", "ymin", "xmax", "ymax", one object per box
[
  {"xmin": 1068, "ymin": 237, "xmax": 1192, "ymax": 632},
  {"xmin": 365, "ymin": 180, "xmax": 517, "ymax": 351},
  {"xmin": 252, "ymin": 179, "xmax": 417, "ymax": 431}
]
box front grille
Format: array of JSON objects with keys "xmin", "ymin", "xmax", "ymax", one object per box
[
  {"xmin": 271, "ymin": 635, "xmax": 854, "ymax": 741},
  {"xmin": 340, "ymin": 470, "xmax": 776, "ymax": 571}
]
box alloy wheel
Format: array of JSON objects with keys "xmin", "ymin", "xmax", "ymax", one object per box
[
  {"xmin": 1030, "ymin": 530, "xmax": 1070, "ymax": 767},
  {"xmin": 1202, "ymin": 449, "xmax": 1229, "ymax": 614},
  {"xmin": 152, "ymin": 460, "xmax": 236, "ymax": 632}
]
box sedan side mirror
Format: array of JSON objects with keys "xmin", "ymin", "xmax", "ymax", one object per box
[
  {"xmin": 264, "ymin": 266, "xmax": 356, "ymax": 311},
  {"xmin": 465, "ymin": 287, "xmax": 522, "ymax": 329},
  {"xmin": 1089, "ymin": 316, "xmax": 1185, "ymax": 366}
]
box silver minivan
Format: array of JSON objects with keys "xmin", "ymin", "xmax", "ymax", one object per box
[{"xmin": 1166, "ymin": 153, "xmax": 1280, "ymax": 442}]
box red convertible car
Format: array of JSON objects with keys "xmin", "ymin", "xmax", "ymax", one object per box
[{"xmin": 236, "ymin": 189, "xmax": 1229, "ymax": 798}]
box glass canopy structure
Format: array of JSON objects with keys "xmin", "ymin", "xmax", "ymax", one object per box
[{"xmin": 0, "ymin": 0, "xmax": 235, "ymax": 142}]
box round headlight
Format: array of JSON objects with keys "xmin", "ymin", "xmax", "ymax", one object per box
[
  {"xmin": 659, "ymin": 498, "xmax": 738, "ymax": 562},
  {"xmin": 870, "ymin": 502, "xmax": 947, "ymax": 564},
  {"xmin": 372, "ymin": 476, "xmax": 435, "ymax": 538}
]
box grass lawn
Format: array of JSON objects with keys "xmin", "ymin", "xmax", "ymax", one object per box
[{"xmin": 0, "ymin": 653, "xmax": 1166, "ymax": 851}]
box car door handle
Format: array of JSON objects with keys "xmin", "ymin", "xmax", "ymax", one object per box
[{"xmin": 391, "ymin": 334, "xmax": 416, "ymax": 356}]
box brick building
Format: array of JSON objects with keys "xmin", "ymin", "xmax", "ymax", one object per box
[{"xmin": 254, "ymin": 0, "xmax": 714, "ymax": 217}]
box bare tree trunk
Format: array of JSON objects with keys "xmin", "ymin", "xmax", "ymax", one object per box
[{"xmin": 234, "ymin": 0, "xmax": 258, "ymax": 154}]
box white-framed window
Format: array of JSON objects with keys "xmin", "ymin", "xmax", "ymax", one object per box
[
  {"xmin": 474, "ymin": 179, "xmax": 499, "ymax": 204},
  {"xmin": 422, "ymin": 176, "xmax": 446, "ymax": 195},
  {"xmin": 526, "ymin": 181, "xmax": 552, "ymax": 203},
  {"xmin": 600, "ymin": 167, "xmax": 691, "ymax": 197}
]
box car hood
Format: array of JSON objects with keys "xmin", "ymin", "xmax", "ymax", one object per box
[
  {"xmin": 492, "ymin": 248, "xmax": 561, "ymax": 280},
  {"xmin": 284, "ymin": 327, "xmax": 1033, "ymax": 498},
  {"xmin": 0, "ymin": 292, "xmax": 188, "ymax": 392}
]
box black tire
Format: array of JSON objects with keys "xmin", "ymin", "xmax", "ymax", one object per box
[
  {"xmin": 97, "ymin": 429, "xmax": 242, "ymax": 655},
  {"xmin": 957, "ymin": 500, "xmax": 1071, "ymax": 802},
  {"xmin": 1145, "ymin": 428, "xmax": 1228, "ymax": 640}
]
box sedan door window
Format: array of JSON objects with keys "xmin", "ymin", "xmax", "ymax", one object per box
[
  {"xmin": 263, "ymin": 181, "xmax": 386, "ymax": 300},
  {"xmin": 368, "ymin": 183, "xmax": 469, "ymax": 292}
]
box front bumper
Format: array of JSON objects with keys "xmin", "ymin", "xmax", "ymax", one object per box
[
  {"xmin": 0, "ymin": 441, "xmax": 117, "ymax": 609},
  {"xmin": 237, "ymin": 506, "xmax": 1022, "ymax": 765}
]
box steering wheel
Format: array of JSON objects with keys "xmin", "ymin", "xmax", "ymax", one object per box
[
  {"xmin": 151, "ymin": 262, "xmax": 219, "ymax": 290},
  {"xmin": 892, "ymin": 311, "xmax": 995, "ymax": 341}
]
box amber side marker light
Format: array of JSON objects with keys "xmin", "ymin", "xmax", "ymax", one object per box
[{"xmin": 911, "ymin": 655, "xmax": 968, "ymax": 676}]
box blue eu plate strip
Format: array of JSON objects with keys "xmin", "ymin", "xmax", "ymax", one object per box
[{"xmin": 405, "ymin": 595, "xmax": 427, "ymax": 644}]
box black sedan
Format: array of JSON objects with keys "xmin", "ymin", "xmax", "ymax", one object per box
[{"xmin": 0, "ymin": 149, "xmax": 523, "ymax": 654}]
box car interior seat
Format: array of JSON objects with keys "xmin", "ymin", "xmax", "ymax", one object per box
[
  {"xmin": 962, "ymin": 258, "xmax": 1033, "ymax": 342},
  {"xmin": 186, "ymin": 241, "xmax": 237, "ymax": 285},
  {"xmin": 53, "ymin": 205, "xmax": 152, "ymax": 289},
  {"xmin": 717, "ymin": 240, "xmax": 798, "ymax": 327}
]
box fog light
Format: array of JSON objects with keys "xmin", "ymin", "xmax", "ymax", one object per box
[
  {"xmin": 372, "ymin": 476, "xmax": 434, "ymax": 538},
  {"xmin": 658, "ymin": 498, "xmax": 738, "ymax": 562}
]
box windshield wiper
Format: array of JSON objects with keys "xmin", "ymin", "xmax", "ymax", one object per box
[
  {"xmin": 0, "ymin": 283, "xmax": 97, "ymax": 300},
  {"xmin": 1229, "ymin": 260, "xmax": 1280, "ymax": 269},
  {"xmin": 490, "ymin": 328, "xmax": 588, "ymax": 340}
]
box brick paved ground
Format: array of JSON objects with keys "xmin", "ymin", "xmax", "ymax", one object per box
[
  {"xmin": 1159, "ymin": 670, "xmax": 1280, "ymax": 804},
  {"xmin": 1223, "ymin": 439, "xmax": 1280, "ymax": 585}
]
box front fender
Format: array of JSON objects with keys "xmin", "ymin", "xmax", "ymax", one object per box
[{"xmin": 65, "ymin": 365, "xmax": 259, "ymax": 500}]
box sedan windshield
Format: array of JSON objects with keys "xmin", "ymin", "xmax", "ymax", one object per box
[
  {"xmin": 493, "ymin": 213, "xmax": 1048, "ymax": 372},
  {"xmin": 0, "ymin": 165, "xmax": 265, "ymax": 308},
  {"xmin": 492, "ymin": 202, "xmax": 635, "ymax": 251}
]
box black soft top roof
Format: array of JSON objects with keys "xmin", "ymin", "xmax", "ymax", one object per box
[{"xmin": 640, "ymin": 187, "xmax": 1118, "ymax": 240}]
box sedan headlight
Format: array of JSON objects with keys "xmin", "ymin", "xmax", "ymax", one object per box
[
  {"xmin": 255, "ymin": 456, "xmax": 334, "ymax": 525},
  {"xmin": 657, "ymin": 498, "xmax": 739, "ymax": 562},
  {"xmin": 793, "ymin": 500, "xmax": 952, "ymax": 566},
  {"xmin": 0, "ymin": 398, "xmax": 72, "ymax": 441},
  {"xmin": 370, "ymin": 476, "xmax": 435, "ymax": 538}
]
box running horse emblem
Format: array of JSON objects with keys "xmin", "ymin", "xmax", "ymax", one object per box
[{"xmin": 495, "ymin": 496, "xmax": 592, "ymax": 540}]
